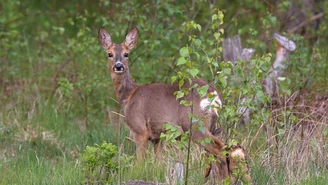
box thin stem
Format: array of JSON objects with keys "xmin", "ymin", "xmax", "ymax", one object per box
[
  {"xmin": 185, "ymin": 88, "xmax": 194, "ymax": 185},
  {"xmin": 118, "ymin": 110, "xmax": 122, "ymax": 184},
  {"xmin": 185, "ymin": 48, "xmax": 193, "ymax": 185},
  {"xmin": 84, "ymin": 95, "xmax": 88, "ymax": 128}
]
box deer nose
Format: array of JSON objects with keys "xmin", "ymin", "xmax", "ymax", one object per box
[{"xmin": 113, "ymin": 62, "xmax": 124, "ymax": 73}]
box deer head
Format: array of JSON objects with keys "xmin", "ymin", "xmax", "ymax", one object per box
[{"xmin": 98, "ymin": 27, "xmax": 138, "ymax": 74}]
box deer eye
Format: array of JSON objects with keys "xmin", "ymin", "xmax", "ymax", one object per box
[
  {"xmin": 108, "ymin": 53, "xmax": 113, "ymax": 57},
  {"xmin": 124, "ymin": 53, "xmax": 129, "ymax": 58}
]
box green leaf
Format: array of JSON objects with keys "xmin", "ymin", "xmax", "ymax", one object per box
[
  {"xmin": 180, "ymin": 100, "xmax": 191, "ymax": 106},
  {"xmin": 219, "ymin": 76, "xmax": 227, "ymax": 88},
  {"xmin": 177, "ymin": 57, "xmax": 187, "ymax": 66},
  {"xmin": 278, "ymin": 128, "xmax": 285, "ymax": 135},
  {"xmin": 256, "ymin": 90, "xmax": 264, "ymax": 100},
  {"xmin": 179, "ymin": 79, "xmax": 185, "ymax": 88},
  {"xmin": 194, "ymin": 39, "xmax": 201, "ymax": 47},
  {"xmin": 197, "ymin": 85, "xmax": 209, "ymax": 98},
  {"xmin": 189, "ymin": 68, "xmax": 199, "ymax": 77},
  {"xmin": 196, "ymin": 24, "xmax": 202, "ymax": 31},
  {"xmin": 222, "ymin": 68, "xmax": 231, "ymax": 75},
  {"xmin": 170, "ymin": 126, "xmax": 177, "ymax": 132},
  {"xmin": 214, "ymin": 32, "xmax": 221, "ymax": 40},
  {"xmin": 191, "ymin": 117, "xmax": 198, "ymax": 123},
  {"xmin": 176, "ymin": 91, "xmax": 184, "ymax": 99},
  {"xmin": 228, "ymin": 139, "xmax": 238, "ymax": 147},
  {"xmin": 218, "ymin": 10, "xmax": 224, "ymax": 24},
  {"xmin": 180, "ymin": 47, "xmax": 189, "ymax": 57},
  {"xmin": 199, "ymin": 126, "xmax": 205, "ymax": 134},
  {"xmin": 171, "ymin": 76, "xmax": 177, "ymax": 84},
  {"xmin": 212, "ymin": 14, "xmax": 218, "ymax": 21},
  {"xmin": 212, "ymin": 61, "xmax": 219, "ymax": 67}
]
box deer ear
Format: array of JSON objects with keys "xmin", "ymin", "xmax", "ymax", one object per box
[
  {"xmin": 124, "ymin": 27, "xmax": 139, "ymax": 50},
  {"xmin": 98, "ymin": 27, "xmax": 113, "ymax": 50}
]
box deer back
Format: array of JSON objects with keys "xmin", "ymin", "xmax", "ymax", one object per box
[{"xmin": 123, "ymin": 78, "xmax": 221, "ymax": 140}]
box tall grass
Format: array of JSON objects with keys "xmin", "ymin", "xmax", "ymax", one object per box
[
  {"xmin": 0, "ymin": 158, "xmax": 83, "ymax": 185},
  {"xmin": 1, "ymin": 79, "xmax": 327, "ymax": 184}
]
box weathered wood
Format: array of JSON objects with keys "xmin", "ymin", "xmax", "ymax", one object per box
[
  {"xmin": 241, "ymin": 48, "xmax": 255, "ymax": 62},
  {"xmin": 223, "ymin": 35, "xmax": 255, "ymax": 65},
  {"xmin": 168, "ymin": 162, "xmax": 184, "ymax": 185},
  {"xmin": 223, "ymin": 35, "xmax": 255, "ymax": 124},
  {"xmin": 223, "ymin": 35, "xmax": 243, "ymax": 64}
]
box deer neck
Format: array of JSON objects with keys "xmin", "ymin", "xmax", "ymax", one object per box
[
  {"xmin": 111, "ymin": 70, "xmax": 138, "ymax": 105},
  {"xmin": 272, "ymin": 47, "xmax": 289, "ymax": 77}
]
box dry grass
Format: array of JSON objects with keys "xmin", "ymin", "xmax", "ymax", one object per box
[{"xmin": 256, "ymin": 93, "xmax": 328, "ymax": 184}]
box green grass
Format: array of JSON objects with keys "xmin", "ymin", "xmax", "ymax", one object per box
[
  {"xmin": 1, "ymin": 158, "xmax": 83, "ymax": 185},
  {"xmin": 0, "ymin": 99, "xmax": 133, "ymax": 184}
]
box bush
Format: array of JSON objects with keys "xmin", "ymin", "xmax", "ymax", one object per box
[{"xmin": 81, "ymin": 141, "xmax": 118, "ymax": 184}]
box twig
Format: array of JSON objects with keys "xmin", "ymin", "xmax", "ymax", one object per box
[
  {"xmin": 185, "ymin": 52, "xmax": 194, "ymax": 185},
  {"xmin": 263, "ymin": 0, "xmax": 274, "ymax": 12},
  {"xmin": 223, "ymin": 10, "xmax": 251, "ymax": 30},
  {"xmin": 287, "ymin": 12, "xmax": 324, "ymax": 34},
  {"xmin": 249, "ymin": 122, "xmax": 265, "ymax": 149},
  {"xmin": 118, "ymin": 109, "xmax": 122, "ymax": 185},
  {"xmin": 264, "ymin": 124, "xmax": 271, "ymax": 172},
  {"xmin": 111, "ymin": 111, "xmax": 125, "ymax": 118}
]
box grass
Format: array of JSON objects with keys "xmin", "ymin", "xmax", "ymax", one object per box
[
  {"xmin": 0, "ymin": 98, "xmax": 129, "ymax": 184},
  {"xmin": 1, "ymin": 158, "xmax": 83, "ymax": 185},
  {"xmin": 1, "ymin": 85, "xmax": 327, "ymax": 184}
]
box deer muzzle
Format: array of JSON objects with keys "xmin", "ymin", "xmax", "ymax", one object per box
[{"xmin": 113, "ymin": 62, "xmax": 125, "ymax": 73}]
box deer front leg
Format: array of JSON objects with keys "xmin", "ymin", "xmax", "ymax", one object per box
[
  {"xmin": 153, "ymin": 140, "xmax": 164, "ymax": 160},
  {"xmin": 127, "ymin": 116, "xmax": 149, "ymax": 160},
  {"xmin": 132, "ymin": 131, "xmax": 148, "ymax": 160}
]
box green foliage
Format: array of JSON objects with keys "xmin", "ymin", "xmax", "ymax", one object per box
[
  {"xmin": 58, "ymin": 77, "xmax": 74, "ymax": 98},
  {"xmin": 161, "ymin": 123, "xmax": 187, "ymax": 150},
  {"xmin": 81, "ymin": 141, "xmax": 118, "ymax": 184}
]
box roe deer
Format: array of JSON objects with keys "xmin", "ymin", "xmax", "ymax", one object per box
[
  {"xmin": 263, "ymin": 33, "xmax": 296, "ymax": 100},
  {"xmin": 98, "ymin": 27, "xmax": 251, "ymax": 182}
]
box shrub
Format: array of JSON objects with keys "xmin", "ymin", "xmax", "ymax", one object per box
[{"xmin": 81, "ymin": 141, "xmax": 118, "ymax": 184}]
